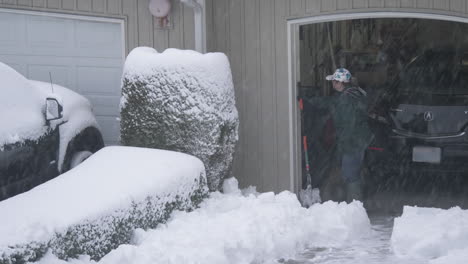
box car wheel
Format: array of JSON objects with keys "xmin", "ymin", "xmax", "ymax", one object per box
[
  {"xmin": 61, "ymin": 127, "xmax": 104, "ymax": 173},
  {"xmin": 69, "ymin": 150, "xmax": 93, "ymax": 169}
]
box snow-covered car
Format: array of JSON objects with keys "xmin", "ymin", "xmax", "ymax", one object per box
[{"xmin": 0, "ymin": 62, "xmax": 104, "ymax": 201}]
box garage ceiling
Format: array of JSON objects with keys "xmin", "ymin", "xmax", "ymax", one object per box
[{"xmin": 0, "ymin": 10, "xmax": 124, "ymax": 145}]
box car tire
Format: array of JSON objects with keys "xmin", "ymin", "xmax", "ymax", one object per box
[
  {"xmin": 62, "ymin": 127, "xmax": 104, "ymax": 173},
  {"xmin": 69, "ymin": 150, "xmax": 93, "ymax": 170}
]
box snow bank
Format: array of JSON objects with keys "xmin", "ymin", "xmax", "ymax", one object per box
[
  {"xmin": 30, "ymin": 80, "xmax": 100, "ymax": 171},
  {"xmin": 0, "ymin": 146, "xmax": 208, "ymax": 263},
  {"xmin": 429, "ymin": 249, "xmax": 468, "ymax": 264},
  {"xmin": 392, "ymin": 206, "xmax": 468, "ymax": 262},
  {"xmin": 120, "ymin": 47, "xmax": 239, "ymax": 191},
  {"xmin": 0, "ymin": 62, "xmax": 46, "ymax": 146},
  {"xmin": 33, "ymin": 178, "xmax": 371, "ymax": 264}
]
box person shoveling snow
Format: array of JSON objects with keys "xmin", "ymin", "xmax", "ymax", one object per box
[{"xmin": 299, "ymin": 68, "xmax": 373, "ymax": 203}]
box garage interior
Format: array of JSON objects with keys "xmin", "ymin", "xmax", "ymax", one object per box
[{"xmin": 298, "ymin": 18, "xmax": 468, "ymax": 210}]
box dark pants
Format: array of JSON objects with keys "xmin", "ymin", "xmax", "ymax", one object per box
[{"xmin": 341, "ymin": 151, "xmax": 365, "ymax": 184}]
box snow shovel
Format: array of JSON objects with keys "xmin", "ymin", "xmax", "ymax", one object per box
[{"xmin": 298, "ymin": 98, "xmax": 321, "ymax": 207}]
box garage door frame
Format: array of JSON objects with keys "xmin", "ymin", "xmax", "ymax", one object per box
[{"xmin": 287, "ymin": 11, "xmax": 468, "ymax": 193}]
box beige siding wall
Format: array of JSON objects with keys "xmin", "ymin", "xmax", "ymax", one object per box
[
  {"xmin": 0, "ymin": 0, "xmax": 196, "ymax": 54},
  {"xmin": 208, "ymin": 0, "xmax": 468, "ymax": 193},
  {"xmin": 5, "ymin": 0, "xmax": 468, "ymax": 193}
]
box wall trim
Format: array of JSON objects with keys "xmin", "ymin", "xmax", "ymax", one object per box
[
  {"xmin": 287, "ymin": 11, "xmax": 468, "ymax": 193},
  {"xmin": 288, "ymin": 11, "xmax": 468, "ymax": 26}
]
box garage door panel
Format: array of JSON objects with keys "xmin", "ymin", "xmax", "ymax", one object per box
[
  {"xmin": 95, "ymin": 116, "xmax": 120, "ymax": 145},
  {"xmin": 75, "ymin": 21, "xmax": 122, "ymax": 57},
  {"xmin": 86, "ymin": 96, "xmax": 120, "ymax": 116},
  {"xmin": 74, "ymin": 57, "xmax": 122, "ymax": 66},
  {"xmin": 77, "ymin": 66, "xmax": 122, "ymax": 96},
  {"xmin": 0, "ymin": 54, "xmax": 75, "ymax": 65},
  {"xmin": 0, "ymin": 55, "xmax": 77, "ymax": 88},
  {"xmin": 27, "ymin": 64, "xmax": 72, "ymax": 88},
  {"xmin": 27, "ymin": 17, "xmax": 72, "ymax": 50},
  {"xmin": 0, "ymin": 13, "xmax": 25, "ymax": 48}
]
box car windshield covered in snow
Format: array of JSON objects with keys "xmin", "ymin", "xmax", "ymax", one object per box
[{"xmin": 398, "ymin": 50, "xmax": 468, "ymax": 95}]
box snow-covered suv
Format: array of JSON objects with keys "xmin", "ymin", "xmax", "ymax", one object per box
[{"xmin": 0, "ymin": 62, "xmax": 104, "ymax": 201}]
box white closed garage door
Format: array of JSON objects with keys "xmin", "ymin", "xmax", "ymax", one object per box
[{"xmin": 0, "ymin": 9, "xmax": 124, "ymax": 145}]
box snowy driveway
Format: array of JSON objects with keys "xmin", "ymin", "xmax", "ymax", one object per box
[
  {"xmin": 30, "ymin": 178, "xmax": 468, "ymax": 264},
  {"xmin": 290, "ymin": 215, "xmax": 423, "ymax": 264},
  {"xmin": 292, "ymin": 206, "xmax": 468, "ymax": 264}
]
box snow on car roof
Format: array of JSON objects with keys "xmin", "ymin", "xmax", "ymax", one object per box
[{"xmin": 0, "ymin": 62, "xmax": 47, "ymax": 147}]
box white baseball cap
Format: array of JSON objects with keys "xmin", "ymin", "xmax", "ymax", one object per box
[{"xmin": 326, "ymin": 68, "xmax": 352, "ymax": 83}]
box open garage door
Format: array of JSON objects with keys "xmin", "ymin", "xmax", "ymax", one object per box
[
  {"xmin": 297, "ymin": 17, "xmax": 468, "ymax": 209},
  {"xmin": 0, "ymin": 9, "xmax": 124, "ymax": 145}
]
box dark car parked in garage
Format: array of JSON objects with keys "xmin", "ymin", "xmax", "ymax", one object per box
[
  {"xmin": 366, "ymin": 49, "xmax": 468, "ymax": 183},
  {"xmin": 0, "ymin": 63, "xmax": 104, "ymax": 201}
]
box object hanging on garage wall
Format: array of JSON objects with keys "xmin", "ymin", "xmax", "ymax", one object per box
[{"xmin": 149, "ymin": 0, "xmax": 172, "ymax": 29}]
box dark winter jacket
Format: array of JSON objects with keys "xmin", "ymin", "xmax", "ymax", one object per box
[{"xmin": 304, "ymin": 86, "xmax": 373, "ymax": 155}]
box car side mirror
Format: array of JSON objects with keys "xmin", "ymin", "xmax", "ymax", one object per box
[{"xmin": 46, "ymin": 97, "xmax": 63, "ymax": 121}]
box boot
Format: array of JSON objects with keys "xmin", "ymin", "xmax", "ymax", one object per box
[{"xmin": 346, "ymin": 181, "xmax": 363, "ymax": 203}]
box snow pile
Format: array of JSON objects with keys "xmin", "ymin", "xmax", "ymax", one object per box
[
  {"xmin": 222, "ymin": 176, "xmax": 243, "ymax": 195},
  {"xmin": 120, "ymin": 47, "xmax": 239, "ymax": 191},
  {"xmin": 429, "ymin": 249, "xmax": 468, "ymax": 264},
  {"xmin": 0, "ymin": 146, "xmax": 208, "ymax": 263},
  {"xmin": 31, "ymin": 80, "xmax": 100, "ymax": 171},
  {"xmin": 0, "ymin": 62, "xmax": 46, "ymax": 146},
  {"xmin": 33, "ymin": 179, "xmax": 371, "ymax": 264},
  {"xmin": 392, "ymin": 206, "xmax": 468, "ymax": 263}
]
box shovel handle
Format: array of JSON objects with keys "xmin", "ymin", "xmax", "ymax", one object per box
[{"xmin": 303, "ymin": 136, "xmax": 310, "ymax": 172}]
